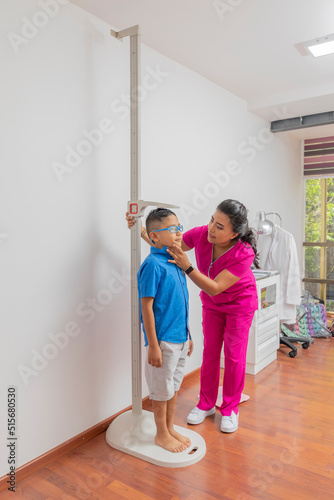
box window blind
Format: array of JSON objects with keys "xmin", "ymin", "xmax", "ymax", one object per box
[{"xmin": 304, "ymin": 136, "xmax": 334, "ymax": 177}]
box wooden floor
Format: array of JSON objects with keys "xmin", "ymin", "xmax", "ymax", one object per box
[{"xmin": 4, "ymin": 338, "xmax": 334, "ymax": 500}]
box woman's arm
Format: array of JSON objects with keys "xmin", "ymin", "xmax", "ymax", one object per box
[
  {"xmin": 181, "ymin": 240, "xmax": 192, "ymax": 252},
  {"xmin": 126, "ymin": 212, "xmax": 153, "ymax": 246},
  {"xmin": 140, "ymin": 226, "xmax": 153, "ymax": 246},
  {"xmin": 187, "ymin": 268, "xmax": 240, "ymax": 296},
  {"xmin": 167, "ymin": 244, "xmax": 241, "ymax": 296}
]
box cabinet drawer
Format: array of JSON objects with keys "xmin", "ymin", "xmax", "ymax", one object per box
[
  {"xmin": 258, "ymin": 315, "xmax": 279, "ymax": 342},
  {"xmin": 258, "ymin": 326, "xmax": 278, "ymax": 344},
  {"xmin": 257, "ymin": 334, "xmax": 279, "ymax": 362},
  {"xmin": 258, "ymin": 303, "xmax": 278, "ymax": 323}
]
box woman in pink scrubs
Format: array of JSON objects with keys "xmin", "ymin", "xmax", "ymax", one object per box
[
  {"xmin": 127, "ymin": 199, "xmax": 259, "ymax": 433},
  {"xmin": 166, "ymin": 199, "xmax": 259, "ymax": 433}
]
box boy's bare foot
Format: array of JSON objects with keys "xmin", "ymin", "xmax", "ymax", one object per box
[
  {"xmin": 169, "ymin": 428, "xmax": 191, "ymax": 447},
  {"xmin": 155, "ymin": 433, "xmax": 187, "ymax": 453}
]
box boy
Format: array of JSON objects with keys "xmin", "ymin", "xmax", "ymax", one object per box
[{"xmin": 137, "ymin": 208, "xmax": 193, "ymax": 453}]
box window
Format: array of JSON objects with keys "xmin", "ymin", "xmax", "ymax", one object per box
[
  {"xmin": 303, "ymin": 177, "xmax": 334, "ymax": 311},
  {"xmin": 303, "ymin": 136, "xmax": 334, "ymax": 311}
]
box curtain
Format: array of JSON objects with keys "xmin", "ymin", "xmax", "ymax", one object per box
[{"xmin": 304, "ymin": 136, "xmax": 334, "ymax": 177}]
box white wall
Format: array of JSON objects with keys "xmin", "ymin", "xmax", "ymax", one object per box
[{"xmin": 0, "ymin": 0, "xmax": 303, "ymax": 475}]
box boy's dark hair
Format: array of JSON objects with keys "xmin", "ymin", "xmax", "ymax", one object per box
[{"xmin": 146, "ymin": 208, "xmax": 176, "ymax": 236}]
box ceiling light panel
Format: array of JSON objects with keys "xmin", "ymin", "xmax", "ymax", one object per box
[{"xmin": 305, "ymin": 33, "xmax": 334, "ymax": 57}]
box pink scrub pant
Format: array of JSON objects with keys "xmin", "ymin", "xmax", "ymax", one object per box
[{"xmin": 198, "ymin": 307, "xmax": 255, "ymax": 417}]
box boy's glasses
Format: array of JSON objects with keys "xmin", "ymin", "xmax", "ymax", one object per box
[{"xmin": 154, "ymin": 225, "xmax": 183, "ymax": 234}]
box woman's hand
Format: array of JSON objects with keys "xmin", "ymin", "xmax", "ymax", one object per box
[
  {"xmin": 125, "ymin": 211, "xmax": 136, "ymax": 229},
  {"xmin": 167, "ymin": 244, "xmax": 191, "ymax": 271}
]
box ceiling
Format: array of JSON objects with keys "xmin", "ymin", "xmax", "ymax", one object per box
[{"xmin": 70, "ymin": 0, "xmax": 334, "ymax": 139}]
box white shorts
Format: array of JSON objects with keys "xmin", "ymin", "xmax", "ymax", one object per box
[{"xmin": 145, "ymin": 340, "xmax": 189, "ymax": 401}]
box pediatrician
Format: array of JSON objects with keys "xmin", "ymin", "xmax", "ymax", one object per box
[{"xmin": 127, "ymin": 199, "xmax": 259, "ymax": 433}]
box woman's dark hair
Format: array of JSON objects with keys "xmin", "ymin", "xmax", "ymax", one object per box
[{"xmin": 216, "ymin": 199, "xmax": 260, "ymax": 269}]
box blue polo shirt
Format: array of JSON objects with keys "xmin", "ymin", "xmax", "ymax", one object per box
[{"xmin": 137, "ymin": 246, "xmax": 189, "ymax": 346}]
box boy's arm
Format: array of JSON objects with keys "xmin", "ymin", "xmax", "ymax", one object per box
[
  {"xmin": 187, "ymin": 339, "xmax": 194, "ymax": 357},
  {"xmin": 141, "ymin": 297, "xmax": 162, "ymax": 367}
]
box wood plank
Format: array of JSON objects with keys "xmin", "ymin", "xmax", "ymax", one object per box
[
  {"xmin": 18, "ymin": 477, "xmax": 78, "ymax": 500},
  {"xmin": 106, "ymin": 480, "xmax": 157, "ymax": 499},
  {"xmin": 0, "ymin": 406, "xmax": 129, "ymax": 490},
  {"xmin": 0, "ymin": 372, "xmax": 201, "ymax": 492},
  {"xmin": 1, "ymin": 341, "xmax": 334, "ymax": 499}
]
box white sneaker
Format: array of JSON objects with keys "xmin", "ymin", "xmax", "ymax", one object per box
[
  {"xmin": 220, "ymin": 411, "xmax": 239, "ymax": 433},
  {"xmin": 187, "ymin": 406, "xmax": 216, "ymax": 425}
]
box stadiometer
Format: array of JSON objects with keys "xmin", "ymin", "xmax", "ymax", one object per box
[{"xmin": 105, "ymin": 25, "xmax": 206, "ymax": 467}]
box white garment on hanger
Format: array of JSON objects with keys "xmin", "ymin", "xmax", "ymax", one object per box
[{"xmin": 257, "ymin": 226, "xmax": 301, "ymax": 322}]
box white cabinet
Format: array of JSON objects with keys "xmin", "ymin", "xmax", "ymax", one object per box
[
  {"xmin": 246, "ymin": 273, "xmax": 280, "ymax": 374},
  {"xmin": 221, "ymin": 273, "xmax": 280, "ymax": 375}
]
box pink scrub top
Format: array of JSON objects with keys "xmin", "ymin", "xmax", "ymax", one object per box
[{"xmin": 183, "ymin": 225, "xmax": 258, "ymax": 314}]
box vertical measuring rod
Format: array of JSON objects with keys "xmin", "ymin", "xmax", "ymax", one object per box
[{"xmin": 111, "ymin": 25, "xmax": 142, "ymax": 414}]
